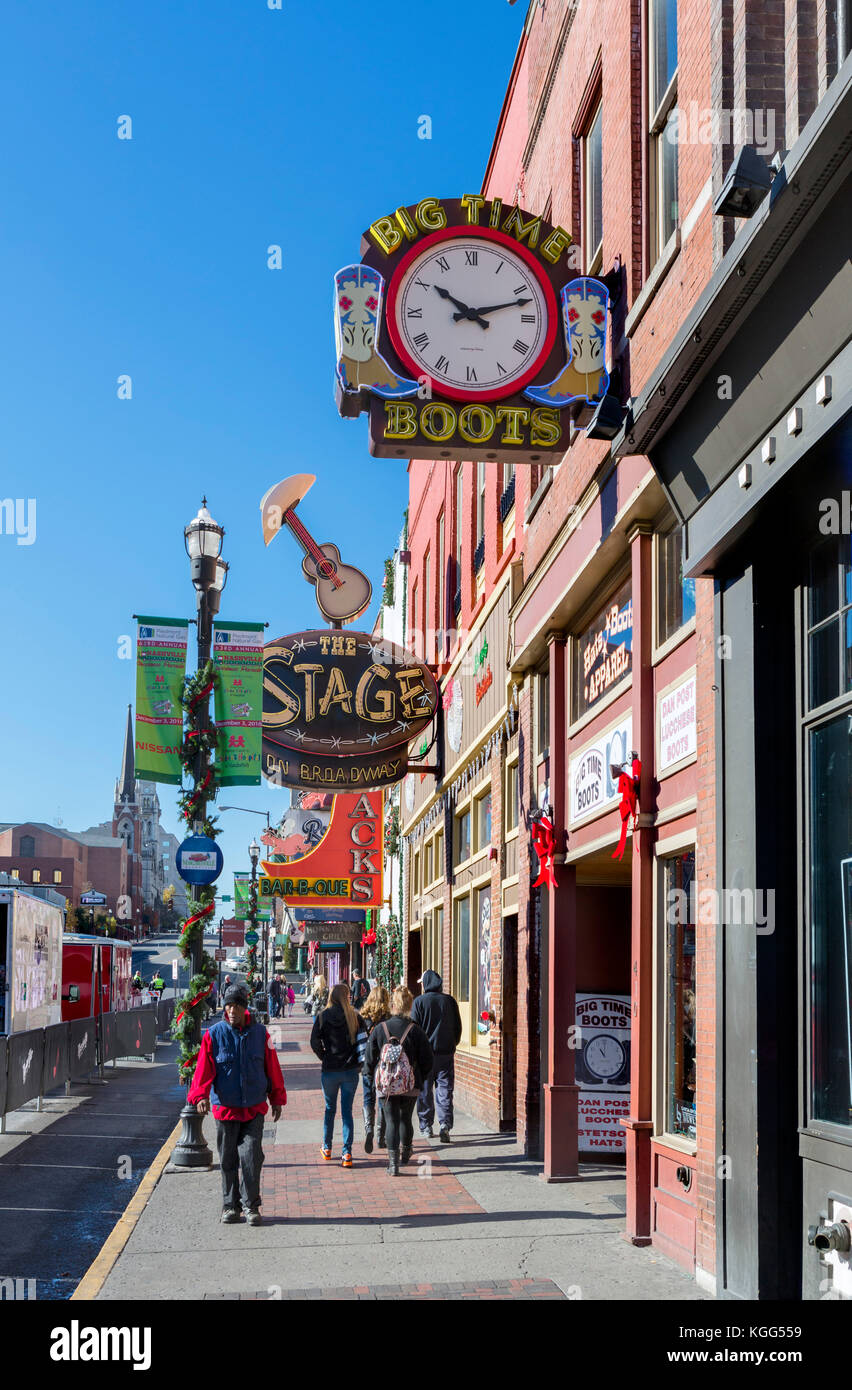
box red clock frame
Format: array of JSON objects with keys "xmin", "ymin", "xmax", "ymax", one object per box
[{"xmin": 384, "ymin": 225, "xmax": 559, "ymax": 403}]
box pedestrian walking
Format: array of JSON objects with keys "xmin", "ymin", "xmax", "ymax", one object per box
[
  {"xmin": 349, "ymin": 967, "xmax": 370, "ymax": 1011},
  {"xmin": 359, "ymin": 985, "xmax": 391, "ymax": 1153},
  {"xmin": 187, "ymin": 984, "xmax": 287, "ymax": 1226},
  {"xmin": 364, "ymin": 985, "xmax": 433, "ymax": 1177},
  {"xmin": 269, "ymin": 975, "xmax": 283, "ymax": 1018},
  {"xmin": 310, "ymin": 982, "xmax": 363, "ymax": 1168},
  {"xmin": 310, "ymin": 973, "xmax": 329, "ymax": 1017},
  {"xmin": 286, "ymin": 983, "xmax": 296, "ymax": 1017},
  {"xmin": 411, "ymin": 970, "xmax": 462, "ymax": 1143}
]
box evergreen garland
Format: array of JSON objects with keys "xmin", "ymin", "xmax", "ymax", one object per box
[{"xmin": 171, "ymin": 661, "xmax": 221, "ymax": 1082}]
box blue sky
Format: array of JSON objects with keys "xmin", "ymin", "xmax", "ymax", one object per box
[{"xmin": 0, "ymin": 0, "xmax": 525, "ymax": 897}]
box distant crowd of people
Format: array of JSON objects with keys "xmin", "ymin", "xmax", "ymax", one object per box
[{"xmin": 186, "ymin": 964, "xmax": 463, "ymax": 1222}]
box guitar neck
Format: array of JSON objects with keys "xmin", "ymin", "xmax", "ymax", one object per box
[{"xmin": 283, "ymin": 507, "xmax": 343, "ymax": 589}]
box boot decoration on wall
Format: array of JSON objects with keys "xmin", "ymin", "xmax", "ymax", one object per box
[{"xmin": 334, "ymin": 265, "xmax": 419, "ymax": 401}]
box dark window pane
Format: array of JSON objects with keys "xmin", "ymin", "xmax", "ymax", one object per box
[
  {"xmin": 809, "ymin": 538, "xmax": 840, "ymax": 627},
  {"xmin": 846, "ymin": 610, "xmax": 852, "ymax": 695},
  {"xmin": 809, "ymin": 715, "xmax": 852, "ymax": 1127},
  {"xmin": 587, "ymin": 105, "xmax": 603, "ymax": 259},
  {"xmin": 455, "ymin": 898, "xmax": 470, "ymax": 1003},
  {"xmin": 660, "ymin": 110, "xmax": 679, "ymax": 244},
  {"xmin": 809, "ymin": 620, "xmax": 840, "ymax": 709},
  {"xmin": 665, "ymin": 851, "xmax": 696, "ymax": 1138},
  {"xmin": 652, "ymin": 0, "xmax": 678, "ymax": 111}
]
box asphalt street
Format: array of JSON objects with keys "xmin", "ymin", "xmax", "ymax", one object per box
[{"xmin": 0, "ymin": 1036, "xmax": 185, "ymax": 1300}]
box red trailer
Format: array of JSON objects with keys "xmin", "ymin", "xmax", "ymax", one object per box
[{"xmin": 61, "ymin": 935, "xmax": 134, "ymax": 1021}]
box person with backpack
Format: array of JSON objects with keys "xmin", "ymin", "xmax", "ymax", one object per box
[
  {"xmin": 310, "ymin": 982, "xmax": 364, "ymax": 1168},
  {"xmin": 364, "ymin": 985, "xmax": 433, "ymax": 1177},
  {"xmin": 349, "ymin": 968, "xmax": 370, "ymax": 1011},
  {"xmin": 411, "ymin": 970, "xmax": 463, "ymax": 1143},
  {"xmin": 359, "ymin": 985, "xmax": 391, "ymax": 1153}
]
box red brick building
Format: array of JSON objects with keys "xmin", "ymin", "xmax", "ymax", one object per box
[{"xmin": 0, "ymin": 821, "xmax": 129, "ymax": 921}]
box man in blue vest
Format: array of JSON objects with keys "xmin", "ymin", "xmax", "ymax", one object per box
[{"xmin": 188, "ymin": 984, "xmax": 287, "ymax": 1225}]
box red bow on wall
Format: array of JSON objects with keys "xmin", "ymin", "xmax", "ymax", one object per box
[
  {"xmin": 611, "ymin": 755, "xmax": 641, "ymax": 860},
  {"xmin": 531, "ymin": 810, "xmax": 558, "ymax": 888}
]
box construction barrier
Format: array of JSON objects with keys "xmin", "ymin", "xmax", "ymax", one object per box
[{"xmin": 0, "ymin": 1007, "xmax": 162, "ymax": 1119}]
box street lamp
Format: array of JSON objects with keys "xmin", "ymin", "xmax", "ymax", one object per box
[
  {"xmin": 219, "ymin": 806, "xmax": 271, "ymax": 826},
  {"xmin": 171, "ymin": 498, "xmax": 226, "ymax": 1170}
]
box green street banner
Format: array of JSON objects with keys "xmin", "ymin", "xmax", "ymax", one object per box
[
  {"xmin": 135, "ymin": 617, "xmax": 189, "ymax": 784},
  {"xmin": 234, "ymin": 872, "xmax": 271, "ymax": 922},
  {"xmin": 213, "ymin": 621, "xmax": 264, "ymax": 786}
]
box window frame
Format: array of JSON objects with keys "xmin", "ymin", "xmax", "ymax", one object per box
[
  {"xmin": 536, "ymin": 667, "xmax": 550, "ymax": 758},
  {"xmin": 647, "ymin": 0, "xmax": 679, "ymax": 267},
  {"xmin": 654, "ymin": 835, "xmax": 698, "ymax": 1154},
  {"xmin": 654, "ymin": 522, "xmax": 697, "ymax": 655},
  {"xmin": 454, "ymin": 806, "xmax": 471, "ymax": 867},
  {"xmin": 505, "ymin": 754, "xmax": 520, "ymax": 838},
  {"xmin": 474, "ymin": 785, "xmax": 493, "ymax": 855},
  {"xmin": 583, "ymin": 99, "xmax": 604, "ymax": 274}
]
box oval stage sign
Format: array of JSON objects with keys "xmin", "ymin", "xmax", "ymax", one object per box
[{"xmin": 262, "ymin": 630, "xmax": 437, "ymax": 789}]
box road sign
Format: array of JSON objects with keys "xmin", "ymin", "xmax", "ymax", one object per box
[
  {"xmin": 80, "ymin": 891, "xmax": 107, "ymax": 906},
  {"xmin": 171, "ymin": 959, "xmax": 179, "ymax": 979},
  {"xmin": 219, "ymin": 894, "xmax": 232, "ymax": 902},
  {"xmin": 177, "ymin": 835, "xmax": 224, "ymax": 886},
  {"xmin": 245, "ymin": 930, "xmax": 259, "ymax": 946},
  {"xmin": 214, "ymin": 948, "xmax": 227, "ymax": 961}
]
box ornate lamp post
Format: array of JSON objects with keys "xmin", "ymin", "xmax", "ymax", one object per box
[{"xmin": 170, "ymin": 499, "xmax": 227, "ymax": 1168}]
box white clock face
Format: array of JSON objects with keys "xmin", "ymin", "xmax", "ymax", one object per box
[
  {"xmin": 584, "ymin": 1035, "xmax": 625, "ymax": 1080},
  {"xmin": 391, "ymin": 235, "xmax": 551, "ymax": 398}
]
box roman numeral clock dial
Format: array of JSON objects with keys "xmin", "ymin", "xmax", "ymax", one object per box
[{"xmin": 387, "ymin": 231, "xmax": 556, "ymax": 402}]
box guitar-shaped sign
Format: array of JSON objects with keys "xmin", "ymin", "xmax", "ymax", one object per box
[{"xmin": 260, "ymin": 474, "xmax": 373, "ymax": 626}]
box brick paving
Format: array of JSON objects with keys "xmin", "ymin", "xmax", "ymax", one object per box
[
  {"xmin": 203, "ymin": 1278, "xmax": 566, "ymax": 1300},
  {"xmin": 263, "ymin": 1014, "xmax": 483, "ymax": 1222}
]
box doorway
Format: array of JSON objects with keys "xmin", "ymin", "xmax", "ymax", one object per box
[{"xmin": 501, "ymin": 914, "xmax": 517, "ymax": 1131}]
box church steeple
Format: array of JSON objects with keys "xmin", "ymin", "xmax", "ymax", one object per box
[{"xmin": 117, "ymin": 704, "xmax": 136, "ymax": 803}]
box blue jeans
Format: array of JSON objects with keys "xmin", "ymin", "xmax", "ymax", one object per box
[
  {"xmin": 417, "ymin": 1052, "xmax": 455, "ymax": 1132},
  {"xmin": 321, "ymin": 1070, "xmax": 359, "ymax": 1152}
]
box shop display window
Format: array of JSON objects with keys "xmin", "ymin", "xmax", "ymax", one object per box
[
  {"xmin": 454, "ymin": 896, "xmax": 471, "ymax": 1004},
  {"xmin": 664, "ymin": 849, "xmax": 696, "ymax": 1140}
]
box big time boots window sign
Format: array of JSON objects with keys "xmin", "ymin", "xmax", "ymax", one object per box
[{"xmin": 334, "ymin": 197, "xmax": 612, "ymax": 464}]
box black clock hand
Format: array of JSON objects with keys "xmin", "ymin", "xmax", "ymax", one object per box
[
  {"xmin": 434, "ymin": 284, "xmax": 489, "ymax": 329},
  {"xmin": 453, "ymin": 296, "xmax": 533, "ymax": 321}
]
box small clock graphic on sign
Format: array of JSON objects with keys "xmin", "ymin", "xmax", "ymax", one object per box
[{"xmin": 582, "ymin": 1034, "xmax": 627, "ymax": 1083}]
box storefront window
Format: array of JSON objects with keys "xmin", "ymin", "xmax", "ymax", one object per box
[
  {"xmin": 537, "ymin": 668, "xmax": 550, "ymax": 753},
  {"xmin": 506, "ymin": 760, "xmax": 519, "ymax": 833},
  {"xmin": 454, "ymin": 896, "xmax": 471, "ymax": 1003},
  {"xmin": 573, "ymin": 576, "xmax": 633, "ymax": 720},
  {"xmin": 657, "ymin": 526, "xmax": 696, "ymax": 646},
  {"xmin": 475, "ymin": 790, "xmax": 492, "ymax": 851},
  {"xmin": 808, "ymin": 712, "xmax": 852, "ymax": 1128},
  {"xmin": 434, "ymin": 905, "xmax": 443, "ymax": 978},
  {"xmin": 477, "ymin": 887, "xmax": 492, "ymax": 1035},
  {"xmin": 455, "ymin": 809, "xmax": 471, "ymax": 865},
  {"xmin": 664, "ymin": 850, "xmax": 696, "ymax": 1140},
  {"xmin": 807, "ymin": 535, "xmax": 852, "ymax": 710},
  {"xmin": 424, "ymin": 840, "xmax": 433, "ymax": 887}
]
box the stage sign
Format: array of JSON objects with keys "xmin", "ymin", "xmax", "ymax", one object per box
[{"xmin": 262, "ymin": 629, "xmax": 437, "ymax": 791}]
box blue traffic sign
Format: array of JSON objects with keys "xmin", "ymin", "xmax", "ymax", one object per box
[{"xmin": 176, "ymin": 835, "xmax": 224, "ymax": 886}]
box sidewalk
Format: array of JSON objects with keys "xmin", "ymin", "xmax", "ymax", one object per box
[{"xmin": 94, "ymin": 1011, "xmax": 707, "ymax": 1301}]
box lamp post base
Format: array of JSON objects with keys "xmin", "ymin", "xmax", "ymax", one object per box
[{"xmin": 170, "ymin": 1103, "xmax": 213, "ymax": 1167}]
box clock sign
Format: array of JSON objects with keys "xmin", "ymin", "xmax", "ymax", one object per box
[
  {"xmin": 334, "ymin": 196, "xmax": 612, "ymax": 465},
  {"xmin": 386, "ymin": 228, "xmax": 557, "ymax": 401}
]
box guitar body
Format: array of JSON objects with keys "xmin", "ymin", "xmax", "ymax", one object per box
[{"xmin": 301, "ymin": 543, "xmax": 372, "ymax": 624}]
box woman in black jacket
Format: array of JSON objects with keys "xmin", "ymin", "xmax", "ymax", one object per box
[
  {"xmin": 363, "ymin": 984, "xmax": 434, "ymax": 1176},
  {"xmin": 310, "ymin": 982, "xmax": 364, "ymax": 1168}
]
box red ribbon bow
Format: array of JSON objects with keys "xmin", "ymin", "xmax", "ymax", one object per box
[
  {"xmin": 611, "ymin": 756, "xmax": 641, "ymax": 860},
  {"xmin": 531, "ymin": 813, "xmax": 558, "ymax": 888}
]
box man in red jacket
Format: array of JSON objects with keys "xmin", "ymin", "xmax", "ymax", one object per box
[{"xmin": 188, "ymin": 984, "xmax": 287, "ymax": 1226}]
